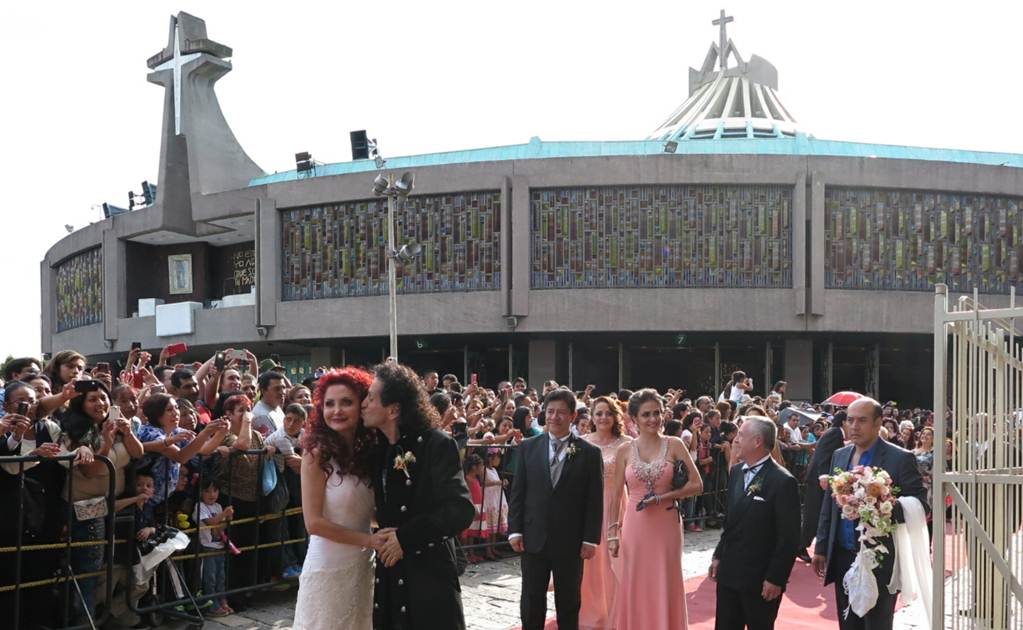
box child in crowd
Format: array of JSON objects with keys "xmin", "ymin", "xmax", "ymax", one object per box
[
  {"xmin": 194, "ymin": 480, "xmax": 235, "ymax": 617},
  {"xmin": 134, "ymin": 470, "xmax": 157, "ymax": 542},
  {"xmin": 481, "ymin": 449, "xmax": 509, "ymax": 560},
  {"xmin": 266, "ymin": 403, "xmax": 306, "ymax": 578},
  {"xmin": 461, "ymin": 454, "xmax": 486, "ymax": 564}
]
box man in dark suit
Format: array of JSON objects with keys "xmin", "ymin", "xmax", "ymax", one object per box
[
  {"xmin": 711, "ymin": 416, "xmax": 801, "ymax": 630},
  {"xmin": 508, "ymin": 388, "xmax": 603, "ymax": 630},
  {"xmin": 812, "ymin": 398, "xmax": 928, "ymax": 630},
  {"xmin": 362, "ymin": 362, "xmax": 476, "ymax": 630},
  {"xmin": 799, "ymin": 411, "xmax": 847, "ymax": 561}
]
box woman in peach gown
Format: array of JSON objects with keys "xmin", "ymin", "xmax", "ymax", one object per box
[
  {"xmin": 608, "ymin": 389, "xmax": 703, "ymax": 630},
  {"xmin": 579, "ymin": 397, "xmax": 632, "ymax": 629}
]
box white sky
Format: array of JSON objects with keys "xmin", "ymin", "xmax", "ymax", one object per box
[{"xmin": 1, "ymin": 0, "xmax": 1021, "ymax": 359}]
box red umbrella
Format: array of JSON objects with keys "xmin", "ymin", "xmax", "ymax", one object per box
[{"xmin": 822, "ymin": 391, "xmax": 864, "ymax": 407}]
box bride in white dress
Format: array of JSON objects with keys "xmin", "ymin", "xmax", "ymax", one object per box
[{"xmin": 293, "ymin": 368, "xmax": 384, "ymax": 630}]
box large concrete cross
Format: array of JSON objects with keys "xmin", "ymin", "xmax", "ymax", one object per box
[
  {"xmin": 151, "ymin": 21, "xmax": 201, "ymax": 135},
  {"xmin": 712, "ymin": 9, "xmax": 734, "ymax": 70}
]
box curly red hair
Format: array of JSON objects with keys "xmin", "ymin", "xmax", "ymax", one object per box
[{"xmin": 302, "ymin": 367, "xmax": 376, "ymax": 479}]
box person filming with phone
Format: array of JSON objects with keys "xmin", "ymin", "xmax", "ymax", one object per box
[{"xmin": 59, "ymin": 379, "xmax": 145, "ymax": 623}]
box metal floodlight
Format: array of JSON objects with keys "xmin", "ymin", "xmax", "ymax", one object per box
[
  {"xmin": 372, "ymin": 174, "xmax": 389, "ymax": 196},
  {"xmin": 395, "ymin": 241, "xmax": 423, "ymax": 263},
  {"xmin": 664, "ymin": 140, "xmax": 679, "ymax": 153},
  {"xmin": 393, "ymin": 172, "xmax": 415, "ymax": 197},
  {"xmin": 369, "ymin": 138, "xmax": 387, "ymax": 169}
]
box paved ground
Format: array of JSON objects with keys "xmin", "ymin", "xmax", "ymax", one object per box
[{"xmin": 154, "ymin": 529, "xmax": 933, "ymax": 630}]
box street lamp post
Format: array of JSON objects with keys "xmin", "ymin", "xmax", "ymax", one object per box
[
  {"xmin": 385, "ymin": 190, "xmax": 398, "ymax": 359},
  {"xmin": 372, "ymin": 168, "xmax": 416, "ymax": 362}
]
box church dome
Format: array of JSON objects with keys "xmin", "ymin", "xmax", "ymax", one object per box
[{"xmin": 648, "ymin": 11, "xmax": 802, "ymax": 143}]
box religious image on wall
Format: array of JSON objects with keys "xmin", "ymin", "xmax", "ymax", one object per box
[
  {"xmin": 55, "ymin": 248, "xmax": 103, "ymax": 332},
  {"xmin": 232, "ymin": 247, "xmax": 255, "ymax": 293},
  {"xmin": 280, "ymin": 191, "xmax": 501, "ymax": 300},
  {"xmin": 530, "ymin": 184, "xmax": 792, "ymax": 289},
  {"xmin": 825, "ymin": 187, "xmax": 1023, "ymax": 293}
]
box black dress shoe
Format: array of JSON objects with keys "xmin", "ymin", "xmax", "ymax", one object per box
[{"xmin": 796, "ymin": 551, "xmax": 812, "ymax": 563}]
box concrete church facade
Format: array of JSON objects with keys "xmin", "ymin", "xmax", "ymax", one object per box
[{"xmin": 42, "ymin": 11, "xmax": 1023, "ymax": 405}]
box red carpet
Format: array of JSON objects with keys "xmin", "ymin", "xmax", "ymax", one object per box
[
  {"xmin": 517, "ymin": 528, "xmax": 963, "ymax": 629},
  {"xmin": 521, "ymin": 560, "xmax": 838, "ymax": 630},
  {"xmin": 685, "ymin": 561, "xmax": 837, "ymax": 629}
]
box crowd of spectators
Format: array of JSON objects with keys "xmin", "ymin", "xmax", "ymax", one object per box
[{"xmin": 0, "ymin": 349, "xmax": 944, "ymax": 628}]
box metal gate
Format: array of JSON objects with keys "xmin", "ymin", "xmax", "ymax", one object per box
[{"xmin": 934, "ymin": 284, "xmax": 1023, "ymax": 629}]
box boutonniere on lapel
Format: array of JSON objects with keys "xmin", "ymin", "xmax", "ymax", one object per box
[
  {"xmin": 565, "ymin": 443, "xmax": 579, "ymax": 458},
  {"xmin": 393, "ymin": 449, "xmax": 416, "ymax": 483},
  {"xmin": 745, "ymin": 480, "xmax": 763, "ymax": 497}
]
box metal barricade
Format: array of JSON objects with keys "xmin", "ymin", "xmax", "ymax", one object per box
[
  {"xmin": 0, "ymin": 452, "xmax": 117, "ymax": 630},
  {"xmin": 125, "ymin": 446, "xmax": 306, "ymax": 627}
]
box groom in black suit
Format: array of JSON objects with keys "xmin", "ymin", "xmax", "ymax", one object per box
[
  {"xmin": 813, "ymin": 397, "xmax": 928, "ymax": 630},
  {"xmin": 711, "ymin": 416, "xmax": 801, "ymax": 630},
  {"xmin": 508, "ymin": 388, "xmax": 603, "ymax": 630}
]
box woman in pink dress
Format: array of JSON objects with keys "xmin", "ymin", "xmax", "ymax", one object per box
[
  {"xmin": 579, "ymin": 396, "xmax": 633, "ymax": 629},
  {"xmin": 608, "ymin": 389, "xmax": 703, "ymax": 630}
]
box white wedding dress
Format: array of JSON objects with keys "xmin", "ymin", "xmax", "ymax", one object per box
[{"xmin": 293, "ymin": 470, "xmax": 375, "ymax": 630}]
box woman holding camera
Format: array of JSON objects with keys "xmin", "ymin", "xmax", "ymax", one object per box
[{"xmin": 62, "ymin": 380, "xmax": 144, "ymax": 623}]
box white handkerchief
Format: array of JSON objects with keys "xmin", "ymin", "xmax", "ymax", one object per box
[{"xmin": 753, "ymin": 496, "xmax": 767, "ymax": 502}]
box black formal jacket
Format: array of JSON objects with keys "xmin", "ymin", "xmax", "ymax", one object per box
[
  {"xmin": 807, "ymin": 426, "xmax": 846, "ymax": 481},
  {"xmin": 370, "ymin": 427, "xmax": 475, "ymax": 630},
  {"xmin": 508, "ymin": 432, "xmax": 603, "ymax": 556},
  {"xmin": 815, "ymin": 438, "xmax": 929, "ymax": 586},
  {"xmin": 713, "ymin": 457, "xmax": 801, "ymax": 592},
  {"xmin": 800, "ymin": 426, "xmax": 846, "ymax": 542}
]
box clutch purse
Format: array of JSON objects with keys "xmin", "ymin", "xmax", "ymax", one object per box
[
  {"xmin": 669, "ymin": 459, "xmax": 689, "ymax": 516},
  {"xmin": 73, "ymin": 496, "xmax": 109, "ymax": 521}
]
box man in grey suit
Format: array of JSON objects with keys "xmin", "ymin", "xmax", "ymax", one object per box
[{"xmin": 812, "ymin": 397, "xmax": 928, "ymax": 630}]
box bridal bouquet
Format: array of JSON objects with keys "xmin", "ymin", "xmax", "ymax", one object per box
[{"xmin": 827, "ymin": 465, "xmax": 900, "ymax": 618}]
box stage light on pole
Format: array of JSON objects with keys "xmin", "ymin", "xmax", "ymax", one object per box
[
  {"xmin": 394, "ymin": 172, "xmax": 415, "ymax": 197},
  {"xmin": 664, "ymin": 140, "xmax": 679, "ymax": 153},
  {"xmin": 368, "ymin": 140, "xmax": 417, "ymax": 361}
]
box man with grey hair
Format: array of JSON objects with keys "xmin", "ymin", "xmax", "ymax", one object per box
[{"xmin": 710, "ymin": 416, "xmax": 800, "ymax": 630}]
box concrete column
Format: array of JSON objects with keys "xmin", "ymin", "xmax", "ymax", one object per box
[
  {"xmin": 782, "ymin": 338, "xmax": 814, "ymax": 401},
  {"xmin": 508, "ymin": 343, "xmax": 514, "ymax": 381},
  {"xmin": 764, "ymin": 341, "xmax": 773, "ymax": 393},
  {"xmin": 510, "ymin": 175, "xmax": 530, "ymax": 317},
  {"xmin": 714, "ymin": 342, "xmax": 721, "ymax": 397},
  {"xmin": 40, "ymin": 260, "xmax": 56, "ymax": 355},
  {"xmin": 501, "ymin": 177, "xmax": 512, "ymax": 316},
  {"xmin": 463, "ymin": 344, "xmax": 469, "ymax": 385},
  {"xmin": 618, "ymin": 342, "xmax": 624, "ymax": 392},
  {"xmin": 528, "ymin": 339, "xmax": 557, "ymax": 389},
  {"xmin": 792, "ymin": 172, "xmax": 807, "ymax": 316},
  {"xmin": 102, "ymin": 228, "xmax": 125, "ymax": 343},
  {"xmin": 567, "ymin": 342, "xmax": 574, "ymax": 390},
  {"xmin": 865, "ymin": 343, "xmax": 880, "ymax": 399},
  {"xmin": 255, "ymin": 197, "xmax": 279, "ymax": 328},
  {"xmin": 823, "ymin": 341, "xmax": 833, "ymax": 397},
  {"xmin": 809, "ymin": 171, "xmax": 825, "ymax": 316}
]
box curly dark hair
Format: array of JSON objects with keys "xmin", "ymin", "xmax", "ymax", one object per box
[
  {"xmin": 302, "ymin": 367, "xmax": 376, "ymax": 480},
  {"xmin": 373, "ymin": 362, "xmax": 440, "ymax": 436}
]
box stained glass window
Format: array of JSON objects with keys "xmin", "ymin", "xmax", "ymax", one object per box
[
  {"xmin": 530, "ymin": 185, "xmax": 792, "ymax": 289},
  {"xmin": 825, "ymin": 187, "xmax": 1023, "ymax": 293},
  {"xmin": 55, "ymin": 248, "xmax": 103, "ymax": 332},
  {"xmin": 281, "ymin": 191, "xmax": 501, "ymax": 301}
]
